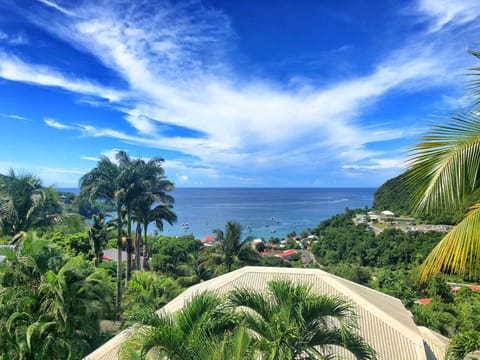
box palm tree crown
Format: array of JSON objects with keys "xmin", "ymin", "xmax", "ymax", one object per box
[
  {"xmin": 121, "ymin": 292, "xmax": 239, "ymax": 359},
  {"xmin": 228, "ymin": 279, "xmax": 376, "ymax": 360},
  {"xmin": 407, "ymin": 50, "xmax": 480, "ymax": 281},
  {"xmin": 0, "ymin": 170, "xmax": 62, "ymax": 241},
  {"xmin": 213, "ymin": 221, "xmax": 252, "ymax": 272}
]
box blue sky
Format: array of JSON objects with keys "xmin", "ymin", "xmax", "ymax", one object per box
[{"xmin": 0, "ymin": 0, "xmax": 479, "ymax": 188}]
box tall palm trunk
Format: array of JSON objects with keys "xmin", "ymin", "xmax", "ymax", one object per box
[
  {"xmin": 116, "ymin": 204, "xmax": 123, "ymax": 319},
  {"xmin": 135, "ymin": 222, "xmax": 142, "ymax": 271},
  {"xmin": 142, "ymin": 221, "xmax": 149, "ymax": 271},
  {"xmin": 126, "ymin": 210, "xmax": 133, "ymax": 284}
]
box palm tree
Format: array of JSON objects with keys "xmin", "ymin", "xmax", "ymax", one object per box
[
  {"xmin": 138, "ymin": 204, "xmax": 177, "ymax": 270},
  {"xmin": 129, "ymin": 157, "xmax": 176, "ymax": 271},
  {"xmin": 88, "ymin": 213, "xmax": 114, "ymax": 267},
  {"xmin": 195, "ymin": 327, "xmax": 255, "ymax": 360},
  {"xmin": 122, "ymin": 271, "xmax": 181, "ymax": 323},
  {"xmin": 79, "ymin": 156, "xmax": 125, "ymax": 317},
  {"xmin": 447, "ymin": 331, "xmax": 480, "ymax": 360},
  {"xmin": 0, "ymin": 170, "xmax": 62, "ymax": 242},
  {"xmin": 213, "ymin": 221, "xmax": 252, "ymax": 272},
  {"xmin": 0, "ymin": 237, "xmax": 113, "ymax": 359},
  {"xmin": 228, "ymin": 279, "xmax": 376, "ymax": 360},
  {"xmin": 406, "ymin": 50, "xmax": 480, "ymax": 281},
  {"xmin": 115, "ymin": 151, "xmax": 140, "ymax": 284},
  {"xmin": 121, "ymin": 292, "xmax": 240, "ymax": 359}
]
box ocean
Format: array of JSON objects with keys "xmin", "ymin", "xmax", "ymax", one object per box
[
  {"xmin": 157, "ymin": 188, "xmax": 374, "ymax": 239},
  {"xmin": 59, "ymin": 187, "xmax": 376, "ymax": 240}
]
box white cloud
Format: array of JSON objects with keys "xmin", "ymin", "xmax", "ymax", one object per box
[
  {"xmin": 0, "ymin": 112, "xmax": 28, "ymax": 121},
  {"xmin": 80, "ymin": 156, "xmax": 100, "ymax": 162},
  {"xmin": 2, "ymin": 0, "xmax": 480, "ymax": 185},
  {"xmin": 177, "ymin": 174, "xmax": 189, "ymax": 183},
  {"xmin": 0, "ymin": 161, "xmax": 86, "ymax": 187},
  {"xmin": 0, "ymin": 31, "xmax": 28, "ymax": 45},
  {"xmin": 0, "ymin": 53, "xmax": 125, "ymax": 102},
  {"xmin": 44, "ymin": 118, "xmax": 75, "ymax": 130},
  {"xmin": 415, "ymin": 0, "xmax": 480, "ymax": 32},
  {"xmin": 342, "ymin": 158, "xmax": 406, "ymax": 171},
  {"xmin": 36, "ymin": 0, "xmax": 76, "ymax": 16}
]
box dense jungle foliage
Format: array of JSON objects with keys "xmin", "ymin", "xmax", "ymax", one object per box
[
  {"xmin": 373, "ymin": 172, "xmax": 462, "ymax": 225},
  {"xmin": 1, "ymin": 166, "xmax": 479, "ymax": 358}
]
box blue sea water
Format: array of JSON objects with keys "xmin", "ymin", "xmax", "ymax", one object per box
[
  {"xmin": 160, "ymin": 188, "xmax": 375, "ymax": 239},
  {"xmin": 59, "ymin": 187, "xmax": 375, "ymax": 240}
]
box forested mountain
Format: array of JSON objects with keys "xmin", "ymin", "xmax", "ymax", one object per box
[
  {"xmin": 373, "ymin": 172, "xmax": 412, "ymax": 214},
  {"xmin": 373, "ymin": 172, "xmax": 461, "ymax": 225}
]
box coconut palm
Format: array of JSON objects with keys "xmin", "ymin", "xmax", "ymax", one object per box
[
  {"xmin": 138, "ymin": 204, "xmax": 177, "ymax": 270},
  {"xmin": 0, "ymin": 170, "xmax": 62, "ymax": 242},
  {"xmin": 228, "ymin": 279, "xmax": 376, "ymax": 360},
  {"xmin": 195, "ymin": 326, "xmax": 255, "ymax": 360},
  {"xmin": 406, "ymin": 50, "xmax": 480, "ymax": 281},
  {"xmin": 88, "ymin": 213, "xmax": 115, "ymax": 267},
  {"xmin": 447, "ymin": 331, "xmax": 480, "ymax": 360},
  {"xmin": 79, "ymin": 155, "xmax": 125, "ymax": 316},
  {"xmin": 213, "ymin": 221, "xmax": 253, "ymax": 272},
  {"xmin": 121, "ymin": 291, "xmax": 241, "ymax": 359},
  {"xmin": 128, "ymin": 157, "xmax": 176, "ymax": 271},
  {"xmin": 0, "ymin": 237, "xmax": 113, "ymax": 359}
]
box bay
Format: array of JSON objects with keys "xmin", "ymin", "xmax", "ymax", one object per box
[
  {"xmin": 59, "ymin": 187, "xmax": 376, "ymax": 239},
  {"xmin": 162, "ymin": 188, "xmax": 375, "ymax": 239}
]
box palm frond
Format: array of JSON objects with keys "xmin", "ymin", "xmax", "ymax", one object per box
[
  {"xmin": 419, "ymin": 203, "xmax": 480, "ymax": 281},
  {"xmin": 407, "ymin": 112, "xmax": 480, "ymax": 213}
]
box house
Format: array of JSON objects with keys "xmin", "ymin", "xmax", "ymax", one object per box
[
  {"xmin": 275, "ymin": 249, "xmax": 296, "ymax": 260},
  {"xmin": 251, "ymin": 238, "xmax": 263, "ymax": 249},
  {"xmin": 101, "ymin": 248, "xmax": 128, "ymax": 262},
  {"xmin": 85, "ymin": 267, "xmax": 449, "ymax": 360},
  {"xmin": 415, "ymin": 298, "xmax": 432, "ymax": 305},
  {"xmin": 201, "ymin": 235, "xmax": 215, "ymax": 245}
]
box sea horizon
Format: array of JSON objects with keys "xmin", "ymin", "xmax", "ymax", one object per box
[{"xmin": 60, "ymin": 187, "xmax": 376, "ymax": 240}]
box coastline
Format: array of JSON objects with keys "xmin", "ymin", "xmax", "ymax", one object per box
[{"xmin": 60, "ymin": 187, "xmax": 376, "ymax": 239}]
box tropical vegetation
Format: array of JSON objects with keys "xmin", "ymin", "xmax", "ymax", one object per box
[
  {"xmin": 78, "ymin": 150, "xmax": 176, "ymax": 316},
  {"xmin": 228, "ymin": 279, "xmax": 376, "ymax": 359},
  {"xmin": 122, "ymin": 279, "xmax": 376, "ymax": 360},
  {"xmin": 2, "ymin": 100, "xmax": 480, "ymax": 358},
  {"xmin": 0, "ymin": 170, "xmax": 63, "ymax": 243},
  {"xmin": 0, "ymin": 236, "xmax": 113, "ymax": 359},
  {"xmin": 406, "ymin": 49, "xmax": 480, "ymax": 282}
]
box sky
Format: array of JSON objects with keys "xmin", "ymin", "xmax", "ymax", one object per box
[{"xmin": 0, "ymin": 0, "xmax": 479, "ymax": 188}]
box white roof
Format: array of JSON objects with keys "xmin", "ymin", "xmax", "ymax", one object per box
[
  {"xmin": 85, "ymin": 267, "xmax": 448, "ymax": 360},
  {"xmin": 381, "ymin": 210, "xmax": 394, "ymax": 216}
]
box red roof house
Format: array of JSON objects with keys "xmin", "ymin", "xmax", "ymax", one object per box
[
  {"xmin": 275, "ymin": 249, "xmax": 297, "ymax": 259},
  {"xmin": 415, "ymin": 298, "xmax": 432, "ymax": 305},
  {"xmin": 201, "ymin": 235, "xmax": 215, "ymax": 243}
]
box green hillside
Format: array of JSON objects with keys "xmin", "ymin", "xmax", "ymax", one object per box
[
  {"xmin": 373, "ymin": 172, "xmax": 412, "ymax": 215},
  {"xmin": 373, "ymin": 171, "xmax": 461, "ymax": 225}
]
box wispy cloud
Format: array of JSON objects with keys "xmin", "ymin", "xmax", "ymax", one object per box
[
  {"xmin": 0, "ymin": 31, "xmax": 28, "ymax": 45},
  {"xmin": 44, "ymin": 118, "xmax": 75, "ymax": 130},
  {"xmin": 0, "ymin": 112, "xmax": 29, "ymax": 121},
  {"xmin": 1, "ymin": 0, "xmax": 480, "ymax": 185},
  {"xmin": 36, "ymin": 0, "xmax": 76, "ymax": 16},
  {"xmin": 343, "ymin": 158, "xmax": 406, "ymax": 171},
  {"xmin": 0, "ymin": 52, "xmax": 125, "ymax": 102},
  {"xmin": 80, "ymin": 156, "xmax": 100, "ymax": 162},
  {"xmin": 415, "ymin": 0, "xmax": 480, "ymax": 32},
  {"xmin": 0, "ymin": 161, "xmax": 86, "ymax": 187}
]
